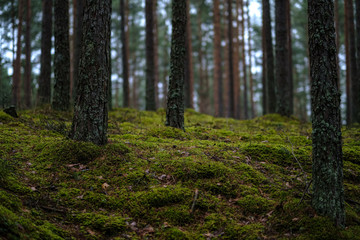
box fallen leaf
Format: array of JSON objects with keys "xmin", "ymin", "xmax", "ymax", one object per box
[{"xmin": 102, "ymin": 183, "xmax": 110, "ymax": 190}]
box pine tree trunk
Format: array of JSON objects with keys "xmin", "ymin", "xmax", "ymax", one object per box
[
  {"xmin": 308, "ymin": 0, "xmax": 344, "ymax": 227},
  {"xmin": 286, "ymin": 0, "xmax": 293, "ymax": 115},
  {"xmin": 69, "ymin": 0, "xmax": 111, "ymax": 145},
  {"xmin": 234, "ymin": 0, "xmax": 241, "ymax": 119},
  {"xmin": 227, "ymin": 0, "xmax": 235, "ymax": 118},
  {"xmin": 166, "ymin": 0, "xmax": 186, "ymax": 130},
  {"xmin": 53, "ymin": 0, "xmax": 70, "ymax": 111},
  {"xmin": 38, "ymin": 0, "xmax": 52, "ymax": 105},
  {"xmin": 12, "ymin": 0, "xmax": 24, "ymax": 108},
  {"xmin": 213, "ymin": 0, "xmax": 223, "ymax": 117},
  {"xmin": 24, "ymin": 0, "xmax": 31, "ymax": 108},
  {"xmin": 275, "ymin": 0, "xmax": 291, "ymax": 116},
  {"xmin": 262, "ymin": 23, "xmax": 267, "ymax": 115},
  {"xmin": 334, "ymin": 0, "xmax": 340, "ymax": 89},
  {"xmin": 240, "ymin": 0, "xmax": 248, "ymax": 119},
  {"xmin": 184, "ymin": 0, "xmax": 194, "ymax": 109},
  {"xmin": 120, "ymin": 0, "xmax": 130, "ymax": 107},
  {"xmin": 145, "ymin": 0, "xmax": 156, "ymax": 111},
  {"xmin": 72, "ymin": 0, "xmax": 84, "ymax": 102},
  {"xmin": 355, "ymin": 0, "xmax": 360, "ymax": 122},
  {"xmin": 154, "ymin": 0, "xmax": 160, "ymax": 108},
  {"xmin": 246, "ymin": 0, "xmax": 255, "ymax": 118},
  {"xmin": 344, "ymin": 0, "xmax": 351, "ymax": 124},
  {"xmin": 262, "ymin": 0, "xmax": 275, "ymax": 113}
]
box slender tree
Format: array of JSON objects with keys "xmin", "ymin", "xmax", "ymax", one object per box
[
  {"xmin": 184, "ymin": 0, "xmax": 194, "ymax": 109},
  {"xmin": 308, "ymin": 0, "xmax": 344, "ymax": 227},
  {"xmin": 154, "ymin": 0, "xmax": 160, "ymax": 108},
  {"xmin": 227, "ymin": 0, "xmax": 235, "ymax": 118},
  {"xmin": 53, "ymin": 0, "xmax": 70, "ymax": 111},
  {"xmin": 166, "ymin": 0, "xmax": 186, "ymax": 130},
  {"xmin": 240, "ymin": 0, "xmax": 248, "ymax": 119},
  {"xmin": 69, "ymin": 0, "xmax": 111, "ymax": 145},
  {"xmin": 286, "ymin": 0, "xmax": 293, "ymax": 115},
  {"xmin": 38, "ymin": 0, "xmax": 52, "ymax": 105},
  {"xmin": 213, "ymin": 0, "xmax": 223, "ymax": 117},
  {"xmin": 246, "ymin": 0, "xmax": 255, "ymax": 118},
  {"xmin": 275, "ymin": 0, "xmax": 291, "ymax": 116},
  {"xmin": 355, "ymin": 0, "xmax": 360, "ymax": 122},
  {"xmin": 12, "ymin": 0, "xmax": 24, "ymax": 107},
  {"xmin": 262, "ymin": 0, "xmax": 275, "ymax": 114},
  {"xmin": 24, "ymin": 0, "xmax": 31, "ymax": 108},
  {"xmin": 120, "ymin": 0, "xmax": 130, "ymax": 107},
  {"xmin": 145, "ymin": 0, "xmax": 156, "ymax": 111}
]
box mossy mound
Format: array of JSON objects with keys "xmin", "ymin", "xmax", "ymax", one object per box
[{"xmin": 0, "ymin": 108, "xmax": 359, "ymax": 239}]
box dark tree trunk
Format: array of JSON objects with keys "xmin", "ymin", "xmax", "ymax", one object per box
[
  {"xmin": 53, "ymin": 0, "xmax": 70, "ymax": 111},
  {"xmin": 286, "ymin": 0, "xmax": 293, "ymax": 115},
  {"xmin": 240, "ymin": 0, "xmax": 248, "ymax": 119},
  {"xmin": 213, "ymin": 0, "xmax": 223, "ymax": 117},
  {"xmin": 69, "ymin": 0, "xmax": 111, "ymax": 145},
  {"xmin": 184, "ymin": 0, "xmax": 194, "ymax": 109},
  {"xmin": 355, "ymin": 0, "xmax": 360, "ymax": 122},
  {"xmin": 120, "ymin": 0, "xmax": 130, "ymax": 107},
  {"xmin": 344, "ymin": 0, "xmax": 351, "ymax": 124},
  {"xmin": 145, "ymin": 0, "xmax": 156, "ymax": 111},
  {"xmin": 262, "ymin": 23, "xmax": 267, "ymax": 115},
  {"xmin": 262, "ymin": 0, "xmax": 275, "ymax": 113},
  {"xmin": 275, "ymin": 0, "xmax": 291, "ymax": 116},
  {"xmin": 227, "ymin": 0, "xmax": 235, "ymax": 118},
  {"xmin": 154, "ymin": 0, "xmax": 160, "ymax": 108},
  {"xmin": 234, "ymin": 0, "xmax": 241, "ymax": 119},
  {"xmin": 246, "ymin": 0, "xmax": 255, "ymax": 118},
  {"xmin": 24, "ymin": 0, "xmax": 31, "ymax": 108},
  {"xmin": 334, "ymin": 0, "xmax": 340, "ymax": 89},
  {"xmin": 38, "ymin": 0, "xmax": 52, "ymax": 105},
  {"xmin": 308, "ymin": 0, "xmax": 344, "ymax": 227},
  {"xmin": 12, "ymin": 0, "xmax": 24, "ymax": 108},
  {"xmin": 72, "ymin": 0, "xmax": 84, "ymax": 102},
  {"xmin": 166, "ymin": 0, "xmax": 186, "ymax": 130}
]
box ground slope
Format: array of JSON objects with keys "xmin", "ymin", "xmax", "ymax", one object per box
[{"xmin": 0, "ymin": 108, "xmax": 359, "ymax": 239}]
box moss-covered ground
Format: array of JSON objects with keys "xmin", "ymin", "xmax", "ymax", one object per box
[{"xmin": 0, "ymin": 108, "xmax": 360, "ymax": 239}]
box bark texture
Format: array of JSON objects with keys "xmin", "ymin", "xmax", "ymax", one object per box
[
  {"xmin": 145, "ymin": 0, "xmax": 156, "ymax": 111},
  {"xmin": 275, "ymin": 0, "xmax": 291, "ymax": 116},
  {"xmin": 355, "ymin": 0, "xmax": 360, "ymax": 122},
  {"xmin": 308, "ymin": 0, "xmax": 344, "ymax": 227},
  {"xmin": 69, "ymin": 0, "xmax": 111, "ymax": 145},
  {"xmin": 240, "ymin": 0, "xmax": 248, "ymax": 119},
  {"xmin": 166, "ymin": 0, "xmax": 186, "ymax": 130},
  {"xmin": 213, "ymin": 0, "xmax": 223, "ymax": 117},
  {"xmin": 53, "ymin": 0, "xmax": 70, "ymax": 111},
  {"xmin": 227, "ymin": 0, "xmax": 235, "ymax": 118},
  {"xmin": 262, "ymin": 0, "xmax": 275, "ymax": 113},
  {"xmin": 38, "ymin": 0, "xmax": 52, "ymax": 105}
]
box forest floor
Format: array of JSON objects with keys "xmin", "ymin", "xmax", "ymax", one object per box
[{"xmin": 0, "ymin": 107, "xmax": 360, "ymax": 239}]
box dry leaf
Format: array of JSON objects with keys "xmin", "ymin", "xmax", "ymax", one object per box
[{"xmin": 102, "ymin": 183, "xmax": 110, "ymax": 190}]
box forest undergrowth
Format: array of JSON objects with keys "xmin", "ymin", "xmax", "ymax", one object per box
[{"xmin": 0, "ymin": 107, "xmax": 360, "ymax": 239}]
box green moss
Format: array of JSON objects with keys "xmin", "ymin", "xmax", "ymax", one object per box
[
  {"xmin": 141, "ymin": 186, "xmax": 192, "ymax": 208},
  {"xmin": 225, "ymin": 223, "xmax": 265, "ymax": 240},
  {"xmin": 0, "ymin": 111, "xmax": 13, "ymax": 122},
  {"xmin": 147, "ymin": 126, "xmax": 188, "ymax": 140},
  {"xmin": 161, "ymin": 205, "xmax": 193, "ymax": 226},
  {"xmin": 162, "ymin": 227, "xmax": 189, "ymax": 240},
  {"xmin": 74, "ymin": 212, "xmax": 126, "ymax": 235},
  {"xmin": 0, "ymin": 190, "xmax": 22, "ymax": 211},
  {"xmin": 343, "ymin": 147, "xmax": 360, "ymax": 164},
  {"xmin": 37, "ymin": 139, "xmax": 102, "ymax": 164},
  {"xmin": 236, "ymin": 195, "xmax": 274, "ymax": 215}
]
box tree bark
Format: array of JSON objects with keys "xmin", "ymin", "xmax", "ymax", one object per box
[
  {"xmin": 166, "ymin": 0, "xmax": 186, "ymax": 130},
  {"xmin": 262, "ymin": 0, "xmax": 275, "ymax": 113},
  {"xmin": 240, "ymin": 0, "xmax": 248, "ymax": 119},
  {"xmin": 285, "ymin": 0, "xmax": 293, "ymax": 115},
  {"xmin": 308, "ymin": 0, "xmax": 344, "ymax": 227},
  {"xmin": 24, "ymin": 0, "xmax": 31, "ymax": 108},
  {"xmin": 70, "ymin": 0, "xmax": 111, "ymax": 145},
  {"xmin": 246, "ymin": 0, "xmax": 255, "ymax": 118},
  {"xmin": 184, "ymin": 0, "xmax": 194, "ymax": 109},
  {"xmin": 213, "ymin": 0, "xmax": 223, "ymax": 117},
  {"xmin": 72, "ymin": 0, "xmax": 84, "ymax": 102},
  {"xmin": 12, "ymin": 0, "xmax": 24, "ymax": 108},
  {"xmin": 355, "ymin": 0, "xmax": 360, "ymax": 122},
  {"xmin": 120, "ymin": 0, "xmax": 130, "ymax": 107},
  {"xmin": 154, "ymin": 0, "xmax": 160, "ymax": 108},
  {"xmin": 227, "ymin": 0, "xmax": 235, "ymax": 118},
  {"xmin": 38, "ymin": 0, "xmax": 52, "ymax": 105},
  {"xmin": 145, "ymin": 0, "xmax": 156, "ymax": 111},
  {"xmin": 344, "ymin": 0, "xmax": 351, "ymax": 124},
  {"xmin": 275, "ymin": 0, "xmax": 291, "ymax": 116},
  {"xmin": 53, "ymin": 0, "xmax": 70, "ymax": 111}
]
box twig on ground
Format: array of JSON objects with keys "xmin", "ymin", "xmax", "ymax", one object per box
[{"xmin": 190, "ymin": 189, "xmax": 199, "ymax": 214}]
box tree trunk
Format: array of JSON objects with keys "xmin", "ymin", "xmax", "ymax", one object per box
[
  {"xmin": 120, "ymin": 0, "xmax": 130, "ymax": 107},
  {"xmin": 246, "ymin": 0, "xmax": 255, "ymax": 118},
  {"xmin": 24, "ymin": 0, "xmax": 31, "ymax": 108},
  {"xmin": 154, "ymin": 0, "xmax": 160, "ymax": 109},
  {"xmin": 262, "ymin": 22, "xmax": 267, "ymax": 115},
  {"xmin": 213, "ymin": 0, "xmax": 223, "ymax": 117},
  {"xmin": 262, "ymin": 0, "xmax": 275, "ymax": 113},
  {"xmin": 12, "ymin": 0, "xmax": 24, "ymax": 108},
  {"xmin": 344, "ymin": 0, "xmax": 351, "ymax": 124},
  {"xmin": 240, "ymin": 0, "xmax": 248, "ymax": 119},
  {"xmin": 275, "ymin": 0, "xmax": 291, "ymax": 116},
  {"xmin": 227, "ymin": 0, "xmax": 235, "ymax": 118},
  {"xmin": 334, "ymin": 0, "xmax": 340, "ymax": 89},
  {"xmin": 38, "ymin": 0, "xmax": 52, "ymax": 105},
  {"xmin": 286, "ymin": 0, "xmax": 293, "ymax": 115},
  {"xmin": 184, "ymin": 0, "xmax": 194, "ymax": 109},
  {"xmin": 166, "ymin": 0, "xmax": 186, "ymax": 130},
  {"xmin": 72, "ymin": 0, "xmax": 84, "ymax": 102},
  {"xmin": 69, "ymin": 0, "xmax": 111, "ymax": 145},
  {"xmin": 145, "ymin": 0, "xmax": 156, "ymax": 111},
  {"xmin": 234, "ymin": 0, "xmax": 241, "ymax": 119},
  {"xmin": 53, "ymin": 0, "xmax": 70, "ymax": 111},
  {"xmin": 308, "ymin": 0, "xmax": 344, "ymax": 227},
  {"xmin": 355, "ymin": 0, "xmax": 360, "ymax": 122}
]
